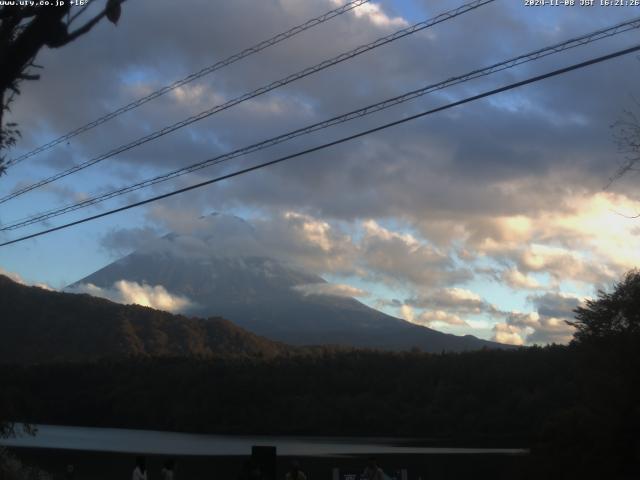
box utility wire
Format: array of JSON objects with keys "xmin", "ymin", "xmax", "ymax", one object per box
[
  {"xmin": 4, "ymin": 16, "xmax": 640, "ymax": 231},
  {"xmin": 2, "ymin": 43, "xmax": 639, "ymax": 248},
  {"xmin": 0, "ymin": 0, "xmax": 495, "ymax": 205},
  {"xmin": 4, "ymin": 0, "xmax": 371, "ymax": 168}
]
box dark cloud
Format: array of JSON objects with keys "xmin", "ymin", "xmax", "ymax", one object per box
[{"xmin": 528, "ymin": 291, "xmax": 583, "ymax": 320}]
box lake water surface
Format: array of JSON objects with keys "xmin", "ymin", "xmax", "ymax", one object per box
[{"xmin": 0, "ymin": 425, "xmax": 528, "ymax": 456}]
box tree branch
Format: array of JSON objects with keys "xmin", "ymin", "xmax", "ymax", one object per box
[
  {"xmin": 68, "ymin": 3, "xmax": 93, "ymax": 26},
  {"xmin": 63, "ymin": 9, "xmax": 108, "ymax": 44}
]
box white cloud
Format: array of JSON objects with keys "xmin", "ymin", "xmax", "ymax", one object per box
[
  {"xmin": 293, "ymin": 282, "xmax": 368, "ymax": 298},
  {"xmin": 0, "ymin": 267, "xmax": 25, "ymax": 285},
  {"xmin": 329, "ymin": 0, "xmax": 407, "ymax": 28},
  {"xmin": 492, "ymin": 323, "xmax": 525, "ymax": 346},
  {"xmin": 407, "ymin": 287, "xmax": 504, "ymax": 319},
  {"xmin": 284, "ymin": 212, "xmax": 336, "ymax": 252},
  {"xmin": 409, "ymin": 287, "xmax": 483, "ymax": 311},
  {"xmin": 415, "ymin": 310, "xmax": 468, "ymax": 327},
  {"xmin": 502, "ymin": 268, "xmax": 542, "ymax": 290},
  {"xmin": 463, "ymin": 192, "xmax": 638, "ymax": 289},
  {"xmin": 68, "ymin": 280, "xmax": 194, "ymax": 313},
  {"xmin": 0, "ymin": 267, "xmax": 54, "ymax": 290}
]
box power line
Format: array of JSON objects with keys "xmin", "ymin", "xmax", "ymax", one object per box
[
  {"xmin": 0, "ymin": 0, "xmax": 495, "ymax": 205},
  {"xmin": 2, "ymin": 42, "xmax": 638, "ymax": 248},
  {"xmin": 4, "ymin": 0, "xmax": 371, "ymax": 168},
  {"xmin": 4, "ymin": 15, "xmax": 640, "ymax": 231}
]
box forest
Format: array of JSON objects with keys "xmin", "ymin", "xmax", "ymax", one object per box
[
  {"xmin": 0, "ymin": 338, "xmax": 637, "ymax": 477},
  {"xmin": 1, "ymin": 272, "xmax": 640, "ymax": 478}
]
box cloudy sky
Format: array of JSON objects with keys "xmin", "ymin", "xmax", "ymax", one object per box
[{"xmin": 2, "ymin": 0, "xmax": 640, "ymax": 346}]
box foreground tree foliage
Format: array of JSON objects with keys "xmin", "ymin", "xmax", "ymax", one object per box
[
  {"xmin": 0, "ymin": 0, "xmax": 124, "ymax": 172},
  {"xmin": 570, "ymin": 269, "xmax": 640, "ymax": 342},
  {"xmin": 0, "ymin": 347, "xmax": 573, "ymax": 442},
  {"xmin": 1, "ymin": 271, "xmax": 640, "ymax": 478},
  {"xmin": 533, "ymin": 271, "xmax": 640, "ymax": 477}
]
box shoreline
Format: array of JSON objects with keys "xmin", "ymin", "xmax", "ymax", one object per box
[
  {"xmin": 8, "ymin": 446, "xmax": 531, "ymax": 480},
  {"xmin": 0, "ymin": 424, "xmax": 530, "ymax": 455}
]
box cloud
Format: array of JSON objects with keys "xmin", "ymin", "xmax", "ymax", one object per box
[
  {"xmin": 493, "ymin": 311, "xmax": 575, "ymax": 346},
  {"xmin": 0, "ymin": 267, "xmax": 25, "ymax": 285},
  {"xmin": 398, "ymin": 303, "xmax": 469, "ymax": 327},
  {"xmin": 407, "ymin": 287, "xmax": 500, "ymax": 314},
  {"xmin": 491, "ymin": 291, "xmax": 583, "ymax": 345},
  {"xmin": 519, "ymin": 291, "xmax": 582, "ymax": 344},
  {"xmin": 501, "ymin": 268, "xmax": 542, "ymax": 290},
  {"xmin": 101, "ymin": 227, "xmax": 163, "ymax": 256},
  {"xmin": 492, "ymin": 323, "xmax": 525, "ymax": 346},
  {"xmin": 401, "ymin": 288, "xmax": 505, "ymax": 331},
  {"xmin": 460, "ymin": 192, "xmax": 637, "ymax": 289},
  {"xmin": 529, "ymin": 291, "xmax": 584, "ymax": 320},
  {"xmin": 398, "ymin": 287, "xmax": 511, "ymax": 329},
  {"xmin": 517, "ymin": 244, "xmax": 608, "ymax": 286},
  {"xmin": 525, "ymin": 316, "xmax": 575, "ymax": 345},
  {"xmin": 0, "ymin": 267, "xmax": 54, "ymax": 291},
  {"xmin": 359, "ymin": 220, "xmax": 471, "ymax": 288},
  {"xmin": 103, "ymin": 213, "xmax": 473, "ymax": 292},
  {"xmin": 68, "ymin": 280, "xmax": 194, "ymax": 313},
  {"xmin": 414, "ymin": 310, "xmax": 468, "ymax": 327},
  {"xmin": 293, "ymin": 282, "xmax": 368, "ymax": 298},
  {"xmin": 399, "ymin": 304, "xmax": 416, "ymax": 323},
  {"xmin": 330, "ymin": 0, "xmax": 408, "ymax": 28}
]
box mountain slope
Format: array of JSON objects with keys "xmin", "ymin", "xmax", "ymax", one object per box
[
  {"xmin": 0, "ymin": 274, "xmax": 288, "ymax": 364},
  {"xmin": 72, "ymin": 243, "xmax": 509, "ymax": 352}
]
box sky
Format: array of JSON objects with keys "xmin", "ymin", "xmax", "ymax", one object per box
[{"xmin": 2, "ymin": 0, "xmax": 640, "ymax": 346}]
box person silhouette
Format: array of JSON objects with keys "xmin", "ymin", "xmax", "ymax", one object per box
[
  {"xmin": 160, "ymin": 459, "xmax": 175, "ymax": 480},
  {"xmin": 132, "ymin": 457, "xmax": 147, "ymax": 480},
  {"xmin": 284, "ymin": 460, "xmax": 307, "ymax": 480},
  {"xmin": 65, "ymin": 464, "xmax": 75, "ymax": 480},
  {"xmin": 362, "ymin": 457, "xmax": 384, "ymax": 480}
]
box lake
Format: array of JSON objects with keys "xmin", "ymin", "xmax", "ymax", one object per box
[{"xmin": 0, "ymin": 425, "xmax": 528, "ymax": 456}]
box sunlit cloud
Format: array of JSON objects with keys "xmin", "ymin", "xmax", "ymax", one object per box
[
  {"xmin": 501, "ymin": 268, "xmax": 542, "ymax": 290},
  {"xmin": 329, "ymin": 0, "xmax": 407, "ymax": 28},
  {"xmin": 0, "ymin": 267, "xmax": 54, "ymax": 291},
  {"xmin": 294, "ymin": 282, "xmax": 369, "ymax": 298},
  {"xmin": 68, "ymin": 280, "xmax": 194, "ymax": 313},
  {"xmin": 0, "ymin": 267, "xmax": 25, "ymax": 285},
  {"xmin": 414, "ymin": 310, "xmax": 468, "ymax": 327},
  {"xmin": 492, "ymin": 323, "xmax": 525, "ymax": 346}
]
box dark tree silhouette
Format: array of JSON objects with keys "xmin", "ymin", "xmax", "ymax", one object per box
[
  {"xmin": 569, "ymin": 269, "xmax": 640, "ymax": 343},
  {"xmin": 0, "ymin": 0, "xmax": 124, "ymax": 437},
  {"xmin": 565, "ymin": 270, "xmax": 640, "ymax": 476},
  {"xmin": 0, "ymin": 0, "xmax": 124, "ymax": 174}
]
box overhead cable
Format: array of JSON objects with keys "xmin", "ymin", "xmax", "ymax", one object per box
[
  {"xmin": 4, "ymin": 16, "xmax": 640, "ymax": 231},
  {"xmin": 2, "ymin": 42, "xmax": 638, "ymax": 247},
  {"xmin": 5, "ymin": 0, "xmax": 372, "ymax": 168},
  {"xmin": 0, "ymin": 0, "xmax": 495, "ymax": 204}
]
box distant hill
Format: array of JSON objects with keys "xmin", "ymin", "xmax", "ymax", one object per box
[
  {"xmin": 71, "ymin": 216, "xmax": 510, "ymax": 353},
  {"xmin": 0, "ymin": 274, "xmax": 288, "ymax": 364}
]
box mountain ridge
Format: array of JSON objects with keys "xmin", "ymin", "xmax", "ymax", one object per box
[
  {"xmin": 71, "ymin": 239, "xmax": 511, "ymax": 352},
  {"xmin": 0, "ymin": 274, "xmax": 290, "ymax": 364}
]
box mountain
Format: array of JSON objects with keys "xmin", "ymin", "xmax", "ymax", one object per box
[
  {"xmin": 0, "ymin": 274, "xmax": 288, "ymax": 364},
  {"xmin": 71, "ymin": 217, "xmax": 509, "ymax": 352}
]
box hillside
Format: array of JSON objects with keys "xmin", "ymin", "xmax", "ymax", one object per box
[
  {"xmin": 0, "ymin": 274, "xmax": 288, "ymax": 364},
  {"xmin": 71, "ymin": 218, "xmax": 509, "ymax": 353}
]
